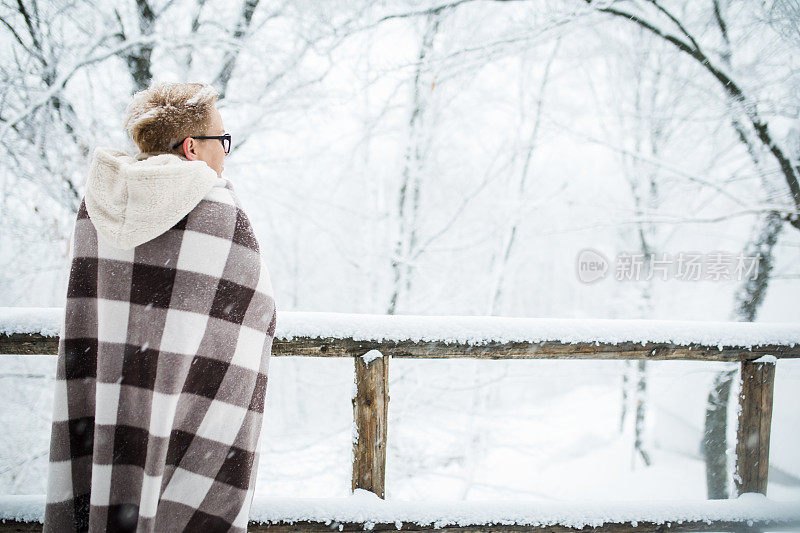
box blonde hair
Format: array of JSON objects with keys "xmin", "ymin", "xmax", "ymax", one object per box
[{"xmin": 123, "ymin": 82, "xmax": 219, "ymax": 154}]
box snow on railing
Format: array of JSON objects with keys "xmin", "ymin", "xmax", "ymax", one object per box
[
  {"xmin": 1, "ymin": 491, "xmax": 800, "ymax": 531},
  {"xmin": 2, "ymin": 307, "xmax": 800, "ymax": 348}
]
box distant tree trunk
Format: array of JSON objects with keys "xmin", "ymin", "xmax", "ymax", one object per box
[
  {"xmin": 486, "ymin": 39, "xmax": 559, "ymax": 316},
  {"xmin": 617, "ymin": 35, "xmax": 666, "ymax": 468},
  {"xmin": 115, "ymin": 1, "xmax": 156, "ymax": 92},
  {"xmin": 388, "ymin": 11, "xmax": 441, "ymax": 314},
  {"xmin": 730, "ymin": 213, "xmax": 783, "ymax": 322},
  {"xmin": 619, "ymin": 368, "xmax": 629, "ymax": 433},
  {"xmin": 633, "ymin": 359, "xmax": 651, "ymax": 466},
  {"xmin": 630, "ymin": 232, "xmax": 653, "ymax": 468},
  {"xmin": 213, "ymin": 0, "xmax": 261, "ymax": 100},
  {"xmin": 184, "ymin": 0, "xmax": 209, "ymax": 73},
  {"xmin": 701, "ymin": 0, "xmax": 785, "ymax": 498},
  {"xmin": 702, "ymin": 210, "xmax": 783, "ymax": 497},
  {"xmin": 702, "ymin": 366, "xmax": 738, "ymax": 498},
  {"xmin": 458, "ymin": 361, "xmax": 488, "ymax": 499}
]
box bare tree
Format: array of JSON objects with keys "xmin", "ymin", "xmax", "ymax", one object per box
[
  {"xmin": 696, "ymin": 0, "xmax": 790, "ymax": 499},
  {"xmin": 388, "ymin": 9, "xmax": 443, "ymax": 314},
  {"xmin": 604, "ymin": 26, "xmax": 688, "ymax": 469}
]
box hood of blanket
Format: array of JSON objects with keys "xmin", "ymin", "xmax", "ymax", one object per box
[{"xmin": 84, "ymin": 147, "xmax": 218, "ymax": 250}]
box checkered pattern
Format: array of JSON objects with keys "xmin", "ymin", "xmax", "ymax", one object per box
[{"xmin": 44, "ymin": 179, "xmax": 276, "ymax": 533}]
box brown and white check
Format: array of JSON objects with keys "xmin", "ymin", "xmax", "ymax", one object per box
[{"xmin": 44, "ymin": 178, "xmax": 276, "ymax": 532}]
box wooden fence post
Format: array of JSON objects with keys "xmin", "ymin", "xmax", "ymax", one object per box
[
  {"xmin": 351, "ymin": 350, "xmax": 389, "ymax": 498},
  {"xmin": 735, "ymin": 358, "xmax": 776, "ymax": 496}
]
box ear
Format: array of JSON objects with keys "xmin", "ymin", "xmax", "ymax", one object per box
[{"xmin": 182, "ymin": 138, "xmax": 199, "ymax": 161}]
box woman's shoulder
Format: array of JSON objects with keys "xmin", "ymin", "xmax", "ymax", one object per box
[{"xmin": 179, "ymin": 178, "xmax": 260, "ymax": 253}]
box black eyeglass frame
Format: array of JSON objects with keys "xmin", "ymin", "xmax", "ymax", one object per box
[{"xmin": 172, "ymin": 133, "xmax": 231, "ymax": 154}]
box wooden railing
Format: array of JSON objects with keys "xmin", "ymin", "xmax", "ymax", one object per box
[{"xmin": 1, "ymin": 311, "xmax": 800, "ymax": 532}]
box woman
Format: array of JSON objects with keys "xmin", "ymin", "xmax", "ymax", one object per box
[{"xmin": 44, "ymin": 82, "xmax": 276, "ymax": 533}]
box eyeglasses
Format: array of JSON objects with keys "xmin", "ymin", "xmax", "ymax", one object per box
[{"xmin": 172, "ymin": 133, "xmax": 231, "ymax": 154}]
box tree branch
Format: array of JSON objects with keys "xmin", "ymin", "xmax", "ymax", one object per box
[
  {"xmin": 213, "ymin": 0, "xmax": 260, "ymax": 100},
  {"xmin": 0, "ymin": 35, "xmax": 159, "ymax": 138},
  {"xmin": 645, "ymin": 0, "xmax": 702, "ymax": 52},
  {"xmin": 0, "ymin": 14, "xmax": 41, "ymax": 60},
  {"xmin": 586, "ymin": 0, "xmax": 800, "ymax": 231}
]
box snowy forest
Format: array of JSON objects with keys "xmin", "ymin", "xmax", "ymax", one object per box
[{"xmin": 1, "ymin": 0, "xmax": 800, "ymax": 514}]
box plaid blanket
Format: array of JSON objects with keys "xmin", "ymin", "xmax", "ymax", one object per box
[{"xmin": 44, "ymin": 178, "xmax": 276, "ymax": 532}]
